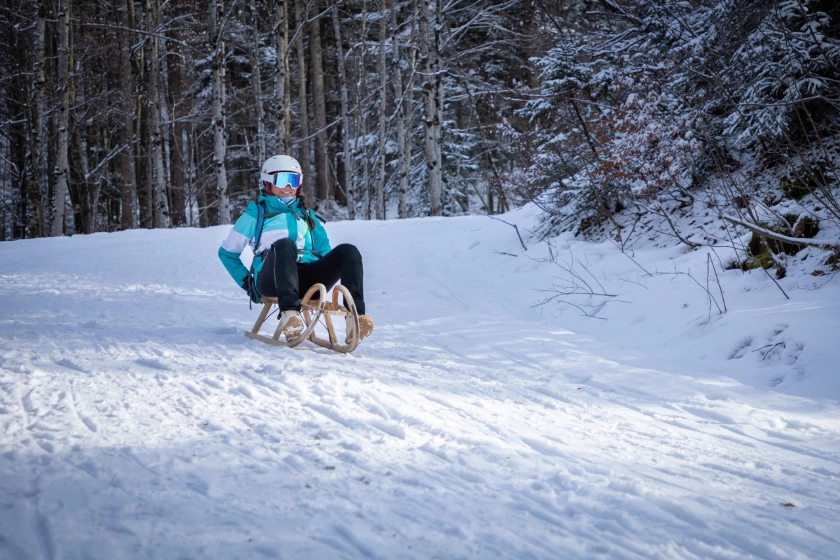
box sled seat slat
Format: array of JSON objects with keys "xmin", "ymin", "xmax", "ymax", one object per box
[{"xmin": 258, "ymin": 296, "xmax": 347, "ymax": 315}]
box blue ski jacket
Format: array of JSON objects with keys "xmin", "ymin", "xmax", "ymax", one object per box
[{"xmin": 218, "ymin": 194, "xmax": 331, "ymax": 290}]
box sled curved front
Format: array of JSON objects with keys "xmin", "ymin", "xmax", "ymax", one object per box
[
  {"xmin": 245, "ymin": 284, "xmax": 326, "ymax": 347},
  {"xmin": 301, "ymin": 284, "xmax": 360, "ymax": 354}
]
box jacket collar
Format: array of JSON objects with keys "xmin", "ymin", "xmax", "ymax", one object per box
[{"xmin": 259, "ymin": 194, "xmax": 302, "ymax": 214}]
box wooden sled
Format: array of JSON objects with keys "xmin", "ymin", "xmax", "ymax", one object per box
[{"xmin": 244, "ymin": 283, "xmax": 361, "ymax": 353}]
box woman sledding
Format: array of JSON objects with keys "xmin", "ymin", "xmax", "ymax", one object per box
[{"xmin": 218, "ymin": 154, "xmax": 374, "ymax": 343}]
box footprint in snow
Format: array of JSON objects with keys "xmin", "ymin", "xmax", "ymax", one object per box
[
  {"xmin": 135, "ymin": 358, "xmax": 171, "ymax": 371},
  {"xmin": 77, "ymin": 414, "xmax": 98, "ymax": 432},
  {"xmin": 728, "ymin": 337, "xmax": 753, "ymax": 360},
  {"xmin": 55, "ymin": 359, "xmax": 90, "ymax": 374}
]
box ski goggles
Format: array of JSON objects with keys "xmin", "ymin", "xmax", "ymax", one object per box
[{"xmin": 261, "ymin": 171, "xmax": 301, "ymax": 190}]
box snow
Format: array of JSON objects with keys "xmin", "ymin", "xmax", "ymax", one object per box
[{"xmin": 1, "ymin": 206, "xmax": 839, "ymax": 559}]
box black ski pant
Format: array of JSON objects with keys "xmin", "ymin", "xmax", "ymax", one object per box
[{"xmin": 257, "ymin": 238, "xmax": 366, "ymax": 315}]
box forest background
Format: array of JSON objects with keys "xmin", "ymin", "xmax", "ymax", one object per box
[{"xmin": 1, "ymin": 0, "xmax": 838, "ymax": 272}]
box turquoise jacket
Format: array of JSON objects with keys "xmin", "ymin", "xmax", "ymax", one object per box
[{"xmin": 218, "ymin": 195, "xmax": 331, "ymax": 290}]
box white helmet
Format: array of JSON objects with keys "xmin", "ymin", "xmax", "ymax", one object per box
[{"xmin": 261, "ymin": 154, "xmax": 302, "ymax": 185}]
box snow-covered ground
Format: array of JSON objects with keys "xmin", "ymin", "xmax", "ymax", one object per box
[{"xmin": 1, "ymin": 206, "xmax": 839, "ymax": 559}]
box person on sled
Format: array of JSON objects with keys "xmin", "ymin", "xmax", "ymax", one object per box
[{"xmin": 218, "ymin": 154, "xmax": 373, "ymax": 342}]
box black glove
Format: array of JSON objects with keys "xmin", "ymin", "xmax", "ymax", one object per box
[{"xmin": 242, "ymin": 276, "xmax": 261, "ymax": 304}]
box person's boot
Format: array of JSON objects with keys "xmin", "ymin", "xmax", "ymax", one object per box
[
  {"xmin": 280, "ymin": 310, "xmax": 305, "ymax": 342},
  {"xmin": 346, "ymin": 315, "xmax": 374, "ymax": 344}
]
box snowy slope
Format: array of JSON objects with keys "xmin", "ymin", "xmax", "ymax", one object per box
[{"xmin": 1, "ymin": 208, "xmax": 839, "ymax": 559}]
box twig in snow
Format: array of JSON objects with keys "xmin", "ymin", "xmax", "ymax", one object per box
[
  {"xmin": 617, "ymin": 248, "xmax": 726, "ymax": 323},
  {"xmin": 531, "ymin": 240, "xmax": 623, "ymax": 319},
  {"xmin": 617, "ymin": 274, "xmax": 649, "ymax": 289},
  {"xmin": 759, "ymin": 262, "xmax": 790, "ymax": 300},
  {"xmin": 753, "ymin": 341, "xmax": 785, "ymax": 360},
  {"xmin": 635, "ymin": 200, "xmax": 702, "ymax": 249},
  {"xmin": 485, "ymin": 215, "xmax": 528, "ymax": 251},
  {"xmin": 708, "ymin": 253, "xmax": 727, "ymax": 313}
]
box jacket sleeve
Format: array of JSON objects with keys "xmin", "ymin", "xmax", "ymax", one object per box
[
  {"xmin": 218, "ymin": 204, "xmax": 257, "ymax": 287},
  {"xmin": 310, "ymin": 210, "xmax": 332, "ymax": 257}
]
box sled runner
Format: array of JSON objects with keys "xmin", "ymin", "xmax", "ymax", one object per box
[{"xmin": 245, "ymin": 283, "xmax": 362, "ymax": 353}]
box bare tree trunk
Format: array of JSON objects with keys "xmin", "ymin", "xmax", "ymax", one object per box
[
  {"xmin": 160, "ymin": 45, "xmax": 173, "ymax": 216},
  {"xmin": 294, "ymin": 0, "xmax": 313, "ymax": 202},
  {"xmin": 168, "ymin": 28, "xmax": 186, "ymax": 227},
  {"xmin": 86, "ymin": 128, "xmax": 104, "ymax": 232},
  {"xmin": 69, "ymin": 100, "xmax": 92, "ymax": 233},
  {"xmin": 27, "ymin": 0, "xmax": 47, "ymax": 237},
  {"xmin": 136, "ymin": 92, "xmax": 153, "ymax": 228},
  {"xmin": 184, "ymin": 124, "xmax": 196, "ymax": 225},
  {"xmin": 393, "ymin": 0, "xmax": 415, "ymax": 219},
  {"xmin": 211, "ymin": 0, "xmax": 231, "ymax": 224},
  {"xmin": 375, "ymin": 0, "xmax": 388, "ymax": 220},
  {"xmin": 362, "ymin": 106, "xmax": 371, "ymax": 219},
  {"xmin": 418, "ymin": 0, "xmax": 441, "ymax": 216},
  {"xmin": 67, "ymin": 20, "xmax": 99, "ymax": 236},
  {"xmin": 67, "ymin": 22, "xmax": 87, "ymax": 234},
  {"xmin": 391, "ymin": 0, "xmax": 405, "ymax": 219},
  {"xmin": 274, "ymin": 0, "xmax": 290, "ymax": 154},
  {"xmin": 404, "ymin": 6, "xmax": 419, "ymax": 218},
  {"xmin": 197, "ymin": 131, "xmax": 211, "ymax": 227},
  {"xmin": 47, "ymin": 102, "xmax": 57, "ymax": 231},
  {"xmin": 309, "ymin": 1, "xmax": 329, "ymax": 207},
  {"xmin": 331, "ymin": 0, "xmax": 354, "ymax": 218},
  {"xmin": 250, "ymin": 0, "xmax": 265, "ymax": 165},
  {"xmin": 117, "ymin": 0, "xmax": 138, "ymax": 229},
  {"xmin": 52, "ymin": 0, "xmax": 71, "ymax": 236},
  {"xmin": 137, "ymin": 12, "xmax": 151, "ymax": 228},
  {"xmin": 434, "ymin": 0, "xmax": 443, "ymax": 205},
  {"xmin": 357, "ymin": 5, "xmax": 371, "ymax": 219},
  {"xmin": 145, "ymin": 0, "xmax": 171, "ymax": 228},
  {"xmin": 9, "ymin": 79, "xmax": 28, "ymax": 240}
]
